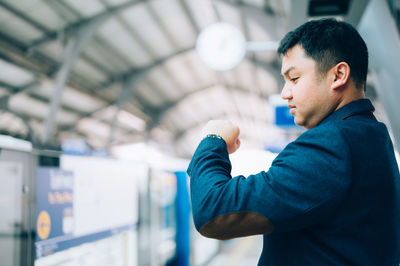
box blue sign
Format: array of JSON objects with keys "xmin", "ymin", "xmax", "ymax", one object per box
[
  {"xmin": 275, "ymin": 106, "xmax": 296, "ymax": 127},
  {"xmin": 36, "ymin": 167, "xmax": 74, "ymax": 258},
  {"xmin": 61, "ymin": 139, "xmax": 90, "ymax": 155}
]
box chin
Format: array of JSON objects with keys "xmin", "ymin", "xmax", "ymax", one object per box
[
  {"xmin": 304, "ymin": 121, "xmax": 319, "ymax": 130},
  {"xmin": 293, "ymin": 117, "xmax": 303, "ymax": 127},
  {"xmin": 295, "ymin": 119, "xmax": 312, "ymax": 129}
]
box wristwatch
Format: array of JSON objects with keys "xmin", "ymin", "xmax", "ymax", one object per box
[{"xmin": 204, "ymin": 134, "xmax": 224, "ymax": 140}]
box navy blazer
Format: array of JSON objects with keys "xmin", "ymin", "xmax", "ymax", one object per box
[{"xmin": 187, "ymin": 99, "xmax": 400, "ymax": 265}]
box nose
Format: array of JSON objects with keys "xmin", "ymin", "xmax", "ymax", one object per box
[{"xmin": 281, "ymin": 82, "xmax": 292, "ymax": 100}]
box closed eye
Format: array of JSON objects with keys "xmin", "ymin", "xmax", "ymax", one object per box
[{"xmin": 290, "ymin": 77, "xmax": 299, "ymax": 83}]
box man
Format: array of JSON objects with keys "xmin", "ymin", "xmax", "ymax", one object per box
[{"xmin": 187, "ymin": 18, "xmax": 400, "ymax": 265}]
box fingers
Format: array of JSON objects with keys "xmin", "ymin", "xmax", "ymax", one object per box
[
  {"xmin": 227, "ymin": 137, "xmax": 241, "ymax": 154},
  {"xmin": 201, "ymin": 120, "xmax": 241, "ymax": 153},
  {"xmin": 235, "ymin": 126, "xmax": 240, "ymax": 139},
  {"xmin": 236, "ymin": 138, "xmax": 241, "ymax": 148}
]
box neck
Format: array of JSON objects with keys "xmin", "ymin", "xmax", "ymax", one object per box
[{"xmin": 334, "ymin": 85, "xmax": 366, "ymax": 111}]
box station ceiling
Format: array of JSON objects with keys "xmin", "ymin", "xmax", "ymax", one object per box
[{"xmin": 0, "ymin": 0, "xmax": 386, "ymax": 157}]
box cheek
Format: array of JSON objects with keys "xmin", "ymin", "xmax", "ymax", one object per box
[
  {"xmin": 297, "ymin": 79, "xmax": 318, "ymax": 98},
  {"xmin": 292, "ymin": 84, "xmax": 309, "ymax": 104}
]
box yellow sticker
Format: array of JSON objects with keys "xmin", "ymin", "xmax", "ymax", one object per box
[{"xmin": 37, "ymin": 211, "xmax": 51, "ymax": 240}]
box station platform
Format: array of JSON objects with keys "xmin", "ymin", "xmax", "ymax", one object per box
[{"xmin": 206, "ymin": 235, "xmax": 263, "ymax": 266}]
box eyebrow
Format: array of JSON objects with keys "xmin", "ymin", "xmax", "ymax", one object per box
[{"xmin": 282, "ymin": 66, "xmax": 295, "ymax": 77}]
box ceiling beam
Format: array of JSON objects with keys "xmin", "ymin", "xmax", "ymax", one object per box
[
  {"xmin": 0, "ymin": 31, "xmax": 57, "ymax": 76},
  {"xmin": 99, "ymin": 46, "xmax": 282, "ymax": 93},
  {"xmin": 100, "ymin": 0, "xmax": 158, "ymax": 60},
  {"xmin": 0, "ymin": 31, "xmax": 120, "ymax": 111},
  {"xmin": 0, "ymin": 2, "xmax": 50, "ymax": 33},
  {"xmin": 217, "ymin": 0, "xmax": 287, "ymax": 39},
  {"xmin": 105, "ymin": 70, "xmax": 147, "ymax": 150},
  {"xmin": 40, "ymin": 0, "xmax": 125, "ymax": 76},
  {"xmin": 178, "ymin": 0, "xmax": 201, "ymax": 34},
  {"xmin": 142, "ymin": 2, "xmax": 190, "ymax": 94},
  {"xmin": 43, "ymin": 15, "xmax": 109, "ymax": 144},
  {"xmin": 1, "ymin": 38, "xmax": 281, "ymax": 140},
  {"xmin": 29, "ymin": 0, "xmax": 146, "ymax": 49},
  {"xmin": 98, "ymin": 47, "xmax": 193, "ymax": 90},
  {"xmin": 146, "ymin": 83, "xmax": 269, "ymax": 132}
]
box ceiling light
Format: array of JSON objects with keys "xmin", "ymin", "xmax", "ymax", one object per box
[
  {"xmin": 196, "ymin": 22, "xmax": 279, "ymax": 72},
  {"xmin": 196, "ymin": 22, "xmax": 247, "ymax": 72}
]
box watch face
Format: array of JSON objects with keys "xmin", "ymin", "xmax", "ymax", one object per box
[{"xmin": 196, "ymin": 22, "xmax": 246, "ymax": 72}]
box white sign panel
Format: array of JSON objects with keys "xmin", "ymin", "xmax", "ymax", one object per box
[{"xmin": 60, "ymin": 155, "xmax": 145, "ymax": 237}]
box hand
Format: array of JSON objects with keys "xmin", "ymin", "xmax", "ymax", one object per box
[{"xmin": 202, "ymin": 120, "xmax": 241, "ymax": 154}]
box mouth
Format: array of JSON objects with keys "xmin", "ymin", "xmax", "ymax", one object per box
[{"xmin": 288, "ymin": 104, "xmax": 296, "ymax": 114}]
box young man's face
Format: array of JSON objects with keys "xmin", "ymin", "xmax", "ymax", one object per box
[{"xmin": 280, "ymin": 45, "xmax": 335, "ymax": 129}]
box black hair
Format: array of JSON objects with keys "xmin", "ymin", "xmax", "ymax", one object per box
[{"xmin": 278, "ymin": 18, "xmax": 368, "ymax": 90}]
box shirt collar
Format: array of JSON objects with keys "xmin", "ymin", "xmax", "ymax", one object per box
[{"xmin": 319, "ymin": 98, "xmax": 375, "ymax": 126}]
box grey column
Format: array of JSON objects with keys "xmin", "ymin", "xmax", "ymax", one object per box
[
  {"xmin": 106, "ymin": 71, "xmax": 146, "ymax": 150},
  {"xmin": 358, "ymin": 0, "xmax": 400, "ymax": 151},
  {"xmin": 42, "ymin": 15, "xmax": 110, "ymax": 144}
]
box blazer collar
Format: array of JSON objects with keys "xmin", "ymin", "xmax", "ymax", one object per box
[{"xmin": 319, "ymin": 98, "xmax": 375, "ymax": 126}]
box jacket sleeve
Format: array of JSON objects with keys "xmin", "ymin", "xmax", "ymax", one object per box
[{"xmin": 187, "ymin": 126, "xmax": 352, "ymax": 239}]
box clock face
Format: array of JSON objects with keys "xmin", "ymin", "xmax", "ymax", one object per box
[{"xmin": 196, "ymin": 23, "xmax": 246, "ymax": 72}]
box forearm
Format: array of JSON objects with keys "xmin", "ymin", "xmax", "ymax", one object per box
[
  {"xmin": 187, "ymin": 137, "xmax": 273, "ymax": 239},
  {"xmin": 188, "ymin": 137, "xmax": 232, "ymax": 228}
]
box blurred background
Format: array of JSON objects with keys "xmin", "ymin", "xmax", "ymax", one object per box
[{"xmin": 0, "ymin": 0, "xmax": 400, "ymax": 265}]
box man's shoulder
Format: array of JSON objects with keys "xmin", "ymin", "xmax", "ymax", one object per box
[
  {"xmin": 296, "ymin": 120, "xmax": 346, "ymax": 145},
  {"xmin": 302, "ymin": 113, "xmax": 383, "ymax": 139},
  {"xmin": 277, "ymin": 122, "xmax": 350, "ymax": 164},
  {"xmin": 293, "ymin": 114, "xmax": 391, "ymax": 158}
]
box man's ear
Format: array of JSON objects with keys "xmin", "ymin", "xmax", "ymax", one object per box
[{"xmin": 330, "ymin": 62, "xmax": 350, "ymax": 91}]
